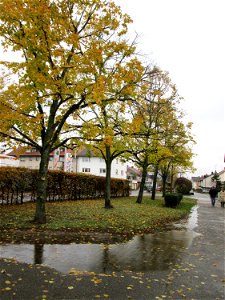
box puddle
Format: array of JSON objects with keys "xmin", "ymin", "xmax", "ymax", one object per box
[{"xmin": 0, "ymin": 206, "xmax": 200, "ymax": 273}]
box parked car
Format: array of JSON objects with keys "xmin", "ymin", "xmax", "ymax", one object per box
[{"xmin": 188, "ymin": 190, "xmax": 194, "ymax": 195}]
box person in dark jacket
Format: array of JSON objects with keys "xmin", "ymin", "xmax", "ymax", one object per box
[{"xmin": 209, "ymin": 186, "xmax": 218, "ymax": 207}]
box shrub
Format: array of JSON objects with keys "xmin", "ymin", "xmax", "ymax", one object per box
[
  {"xmin": 0, "ymin": 167, "xmax": 130, "ymax": 204},
  {"xmin": 164, "ymin": 193, "xmax": 183, "ymax": 208},
  {"xmin": 174, "ymin": 177, "xmax": 192, "ymax": 195}
]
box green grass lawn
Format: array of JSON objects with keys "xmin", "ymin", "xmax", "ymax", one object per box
[{"xmin": 0, "ymin": 196, "xmax": 196, "ymax": 236}]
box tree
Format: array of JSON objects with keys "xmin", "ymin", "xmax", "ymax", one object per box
[
  {"xmin": 71, "ymin": 36, "xmax": 144, "ymax": 208},
  {"xmin": 174, "ymin": 177, "xmax": 192, "ymax": 194},
  {"xmin": 157, "ymin": 118, "xmax": 195, "ymax": 197},
  {"xmin": 159, "ymin": 116, "xmax": 194, "ymax": 197},
  {"xmin": 125, "ymin": 68, "xmax": 184, "ymax": 203},
  {"xmin": 0, "ymin": 0, "xmax": 135, "ymax": 223},
  {"xmin": 78, "ymin": 97, "xmax": 143, "ymax": 208}
]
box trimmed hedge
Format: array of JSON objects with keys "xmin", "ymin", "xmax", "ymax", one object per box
[
  {"xmin": 164, "ymin": 193, "xmax": 183, "ymax": 208},
  {"xmin": 0, "ymin": 167, "xmax": 130, "ymax": 204}
]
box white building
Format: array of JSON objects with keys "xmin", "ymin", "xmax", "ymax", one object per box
[
  {"xmin": 75, "ymin": 148, "xmax": 127, "ymax": 179},
  {"xmin": 7, "ymin": 147, "xmax": 127, "ymax": 180},
  {"xmin": 193, "ymin": 169, "xmax": 225, "ymax": 192},
  {"xmin": 0, "ymin": 154, "xmax": 20, "ymax": 167}
]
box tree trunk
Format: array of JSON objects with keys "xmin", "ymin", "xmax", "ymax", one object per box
[
  {"xmin": 34, "ymin": 149, "xmax": 50, "ymax": 224},
  {"xmin": 170, "ymin": 165, "xmax": 174, "ymax": 192},
  {"xmin": 136, "ymin": 163, "xmax": 148, "ymax": 204},
  {"xmin": 151, "ymin": 164, "xmax": 159, "ymax": 200},
  {"xmin": 162, "ymin": 173, "xmax": 167, "ymax": 198},
  {"xmin": 104, "ymin": 145, "xmax": 113, "ymax": 209}
]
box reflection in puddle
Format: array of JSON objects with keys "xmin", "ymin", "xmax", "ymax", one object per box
[
  {"xmin": 173, "ymin": 205, "xmax": 198, "ymax": 230},
  {"xmin": 0, "ymin": 206, "xmax": 200, "ymax": 273}
]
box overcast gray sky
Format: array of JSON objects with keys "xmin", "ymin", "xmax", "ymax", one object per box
[{"xmin": 115, "ymin": 0, "xmax": 224, "ymax": 177}]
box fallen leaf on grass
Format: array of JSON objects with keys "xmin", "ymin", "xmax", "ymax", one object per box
[{"xmin": 2, "ymin": 287, "xmax": 12, "ymax": 291}]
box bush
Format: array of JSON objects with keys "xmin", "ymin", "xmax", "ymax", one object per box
[
  {"xmin": 164, "ymin": 193, "xmax": 183, "ymax": 208},
  {"xmin": 174, "ymin": 177, "xmax": 192, "ymax": 195}
]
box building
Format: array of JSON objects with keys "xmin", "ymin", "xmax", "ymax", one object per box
[
  {"xmin": 75, "ymin": 148, "xmax": 127, "ymax": 179},
  {"xmin": 192, "ymin": 169, "xmax": 225, "ymax": 192},
  {"xmin": 127, "ymin": 166, "xmax": 142, "ymax": 190},
  {"xmin": 191, "ymin": 176, "xmax": 202, "ymax": 191},
  {"xmin": 0, "ymin": 154, "xmax": 20, "ymax": 167},
  {"xmin": 126, "ymin": 166, "xmax": 154, "ymax": 190},
  {"xmin": 7, "ymin": 147, "xmax": 127, "ymax": 180}
]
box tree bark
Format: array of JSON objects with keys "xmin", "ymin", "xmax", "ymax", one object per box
[
  {"xmin": 104, "ymin": 145, "xmax": 113, "ymax": 209},
  {"xmin": 136, "ymin": 160, "xmax": 148, "ymax": 204},
  {"xmin": 34, "ymin": 149, "xmax": 50, "ymax": 224},
  {"xmin": 162, "ymin": 173, "xmax": 167, "ymax": 198},
  {"xmin": 151, "ymin": 164, "xmax": 159, "ymax": 200}
]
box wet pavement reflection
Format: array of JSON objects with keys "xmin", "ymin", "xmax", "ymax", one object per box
[{"xmin": 0, "ymin": 206, "xmax": 200, "ymax": 274}]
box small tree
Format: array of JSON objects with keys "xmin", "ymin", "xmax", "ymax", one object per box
[{"xmin": 174, "ymin": 177, "xmax": 192, "ymax": 195}]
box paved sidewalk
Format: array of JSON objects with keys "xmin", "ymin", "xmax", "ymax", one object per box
[{"xmin": 1, "ymin": 194, "xmax": 224, "ymax": 300}]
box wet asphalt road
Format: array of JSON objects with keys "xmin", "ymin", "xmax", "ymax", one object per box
[{"xmin": 0, "ymin": 193, "xmax": 224, "ymax": 300}]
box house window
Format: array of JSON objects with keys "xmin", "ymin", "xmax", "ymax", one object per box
[
  {"xmin": 121, "ymin": 170, "xmax": 124, "ymax": 176},
  {"xmin": 100, "ymin": 168, "xmax": 106, "ymax": 173},
  {"xmin": 82, "ymin": 168, "xmax": 90, "ymax": 173},
  {"xmin": 82, "ymin": 157, "xmax": 90, "ymax": 162},
  {"xmin": 116, "ymin": 158, "xmax": 119, "ymax": 164},
  {"xmin": 20, "ymin": 157, "xmax": 25, "ymax": 161},
  {"xmin": 115, "ymin": 169, "xmax": 118, "ymax": 175}
]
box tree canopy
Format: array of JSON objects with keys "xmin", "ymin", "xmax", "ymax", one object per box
[
  {"xmin": 0, "ymin": 0, "xmax": 196, "ymax": 223},
  {"xmin": 0, "ymin": 0, "xmax": 138, "ymax": 223}
]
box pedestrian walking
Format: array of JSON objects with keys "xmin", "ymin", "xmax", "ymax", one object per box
[
  {"xmin": 218, "ymin": 187, "xmax": 225, "ymax": 207},
  {"xmin": 209, "ymin": 186, "xmax": 218, "ymax": 207}
]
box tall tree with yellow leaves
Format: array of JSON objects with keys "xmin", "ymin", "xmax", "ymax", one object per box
[
  {"xmin": 157, "ymin": 117, "xmax": 195, "ymax": 197},
  {"xmin": 0, "ymin": 0, "xmax": 137, "ymax": 223},
  {"xmin": 125, "ymin": 68, "xmax": 184, "ymax": 204}
]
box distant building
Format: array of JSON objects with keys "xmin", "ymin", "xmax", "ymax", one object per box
[
  {"xmin": 126, "ymin": 166, "xmax": 154, "ymax": 190},
  {"xmin": 191, "ymin": 176, "xmax": 202, "ymax": 191},
  {"xmin": 7, "ymin": 147, "xmax": 127, "ymax": 180},
  {"xmin": 74, "ymin": 148, "xmax": 127, "ymax": 179},
  {"xmin": 0, "ymin": 154, "xmax": 19, "ymax": 167},
  {"xmin": 127, "ymin": 166, "xmax": 142, "ymax": 190},
  {"xmin": 192, "ymin": 169, "xmax": 225, "ymax": 192}
]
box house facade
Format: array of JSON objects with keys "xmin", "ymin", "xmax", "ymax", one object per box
[
  {"xmin": 0, "ymin": 154, "xmax": 20, "ymax": 167},
  {"xmin": 127, "ymin": 166, "xmax": 142, "ymax": 190},
  {"xmin": 126, "ymin": 166, "xmax": 154, "ymax": 190},
  {"xmin": 192, "ymin": 169, "xmax": 225, "ymax": 192},
  {"xmin": 75, "ymin": 149, "xmax": 127, "ymax": 179},
  {"xmin": 7, "ymin": 148, "xmax": 128, "ymax": 180}
]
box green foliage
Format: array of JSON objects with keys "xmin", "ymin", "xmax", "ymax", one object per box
[
  {"xmin": 174, "ymin": 177, "xmax": 192, "ymax": 195},
  {"xmin": 164, "ymin": 193, "xmax": 183, "ymax": 208}
]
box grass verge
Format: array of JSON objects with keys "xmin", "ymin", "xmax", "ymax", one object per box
[{"xmin": 0, "ymin": 196, "xmax": 196, "ymax": 243}]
